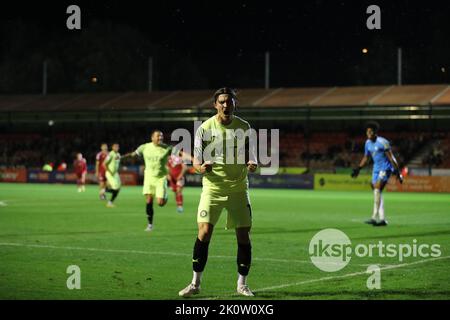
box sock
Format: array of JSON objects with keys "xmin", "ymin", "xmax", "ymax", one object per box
[
  {"xmin": 379, "ymin": 193, "xmax": 385, "ymax": 220},
  {"xmin": 146, "ymin": 202, "xmax": 154, "ymax": 224},
  {"xmin": 192, "ymin": 238, "xmax": 210, "ymax": 273},
  {"xmin": 237, "ymin": 273, "xmax": 247, "ymax": 287},
  {"xmin": 176, "ymin": 192, "xmax": 183, "ymax": 207},
  {"xmin": 237, "ymin": 242, "xmax": 252, "ymax": 277},
  {"xmin": 372, "ymin": 188, "xmax": 381, "ymax": 220},
  {"xmin": 100, "ymin": 188, "xmax": 105, "ymax": 194},
  {"xmin": 110, "ymin": 189, "xmax": 119, "ymax": 202},
  {"xmin": 192, "ymin": 271, "xmax": 202, "ymax": 286}
]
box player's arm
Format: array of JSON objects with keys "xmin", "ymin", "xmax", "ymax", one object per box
[
  {"xmin": 178, "ymin": 162, "xmax": 188, "ymax": 180},
  {"xmin": 193, "ymin": 127, "xmax": 212, "ymax": 174},
  {"xmin": 95, "ymin": 160, "xmax": 99, "ymax": 176},
  {"xmin": 244, "ymin": 124, "xmax": 258, "ymax": 172},
  {"xmin": 180, "ymin": 150, "xmax": 193, "ymax": 164},
  {"xmin": 351, "ymin": 140, "xmax": 371, "ymax": 178},
  {"xmin": 193, "ymin": 156, "xmax": 213, "ymax": 174},
  {"xmin": 121, "ymin": 151, "xmax": 138, "ymax": 159},
  {"xmin": 122, "ymin": 144, "xmax": 145, "ymax": 160},
  {"xmin": 385, "ymin": 150, "xmax": 403, "ymax": 183},
  {"xmin": 351, "ymin": 155, "xmax": 369, "ymax": 178}
]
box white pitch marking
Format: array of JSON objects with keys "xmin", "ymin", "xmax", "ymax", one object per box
[
  {"xmin": 201, "ymin": 255, "xmax": 450, "ymax": 299},
  {"xmin": 0, "ymin": 242, "xmax": 370, "ymax": 266}
]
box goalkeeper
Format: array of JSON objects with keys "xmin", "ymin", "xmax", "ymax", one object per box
[{"xmin": 351, "ymin": 121, "xmax": 403, "ymax": 226}]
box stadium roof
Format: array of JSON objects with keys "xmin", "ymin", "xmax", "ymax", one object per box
[{"xmin": 1, "ymin": 84, "xmax": 450, "ymax": 112}]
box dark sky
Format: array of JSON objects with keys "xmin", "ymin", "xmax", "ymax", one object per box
[
  {"xmin": 4, "ymin": 1, "xmax": 448, "ymax": 51},
  {"xmin": 1, "ymin": 0, "xmax": 450, "ymax": 90}
]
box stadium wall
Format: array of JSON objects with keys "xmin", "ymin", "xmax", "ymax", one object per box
[
  {"xmin": 19, "ymin": 170, "xmax": 137, "ymax": 185},
  {"xmin": 2, "ymin": 169, "xmax": 450, "ymax": 193}
]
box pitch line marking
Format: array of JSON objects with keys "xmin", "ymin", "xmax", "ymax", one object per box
[
  {"xmin": 0, "ymin": 242, "xmax": 369, "ymax": 266},
  {"xmin": 201, "ymin": 255, "xmax": 450, "ymax": 299}
]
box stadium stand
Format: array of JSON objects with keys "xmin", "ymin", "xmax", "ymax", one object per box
[
  {"xmin": 1, "ymin": 85, "xmax": 450, "ymax": 111},
  {"xmin": 1, "ymin": 85, "xmax": 449, "ymax": 172}
]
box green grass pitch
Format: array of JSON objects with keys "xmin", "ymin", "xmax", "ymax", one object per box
[{"xmin": 0, "ymin": 182, "xmax": 449, "ymax": 300}]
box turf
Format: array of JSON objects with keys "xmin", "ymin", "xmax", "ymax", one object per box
[{"xmin": 0, "ymin": 183, "xmax": 449, "ymax": 300}]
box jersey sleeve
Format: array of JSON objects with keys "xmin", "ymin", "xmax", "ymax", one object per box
[
  {"xmin": 95, "ymin": 152, "xmax": 100, "ymax": 161},
  {"xmin": 194, "ymin": 126, "xmax": 204, "ymax": 162},
  {"xmin": 135, "ymin": 144, "xmax": 146, "ymax": 156},
  {"xmin": 380, "ymin": 138, "xmax": 391, "ymax": 152}
]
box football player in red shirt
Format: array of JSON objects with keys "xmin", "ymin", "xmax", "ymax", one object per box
[
  {"xmin": 167, "ymin": 150, "xmax": 189, "ymax": 213},
  {"xmin": 95, "ymin": 143, "xmax": 109, "ymax": 200},
  {"xmin": 74, "ymin": 153, "xmax": 87, "ymax": 192}
]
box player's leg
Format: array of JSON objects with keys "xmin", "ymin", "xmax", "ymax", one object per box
[
  {"xmin": 365, "ymin": 172, "xmax": 379, "ymax": 224},
  {"xmin": 106, "ymin": 172, "xmax": 121, "ymax": 207},
  {"xmin": 179, "ymin": 222, "xmax": 214, "ymax": 297},
  {"xmin": 105, "ymin": 172, "xmax": 113, "ymax": 195},
  {"xmin": 194, "ymin": 222, "xmax": 214, "ymax": 282},
  {"xmin": 156, "ymin": 176, "xmax": 168, "ymax": 207},
  {"xmin": 228, "ymin": 191, "xmax": 254, "ymax": 296},
  {"xmin": 144, "ymin": 194, "xmax": 154, "ymax": 231},
  {"xmin": 235, "ymin": 226, "xmax": 253, "ymax": 296},
  {"xmin": 175, "ymin": 177, "xmax": 185, "ymax": 213},
  {"xmin": 168, "ymin": 176, "xmax": 177, "ymax": 203},
  {"xmin": 374, "ymin": 172, "xmax": 391, "ymax": 226},
  {"xmin": 175, "ymin": 186, "xmax": 183, "ymax": 212},
  {"xmin": 81, "ymin": 172, "xmax": 86, "ymax": 192},
  {"xmin": 76, "ymin": 173, "xmax": 82, "ymax": 192},
  {"xmin": 99, "ymin": 179, "xmax": 106, "ymax": 200},
  {"xmin": 179, "ymin": 192, "xmax": 223, "ymax": 297},
  {"xmin": 142, "ymin": 174, "xmax": 158, "ymax": 230}
]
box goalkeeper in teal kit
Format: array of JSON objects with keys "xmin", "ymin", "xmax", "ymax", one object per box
[{"xmin": 351, "ymin": 122, "xmax": 403, "ymax": 226}]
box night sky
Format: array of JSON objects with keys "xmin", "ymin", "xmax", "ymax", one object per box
[{"xmin": 1, "ymin": 0, "xmax": 450, "ymax": 91}]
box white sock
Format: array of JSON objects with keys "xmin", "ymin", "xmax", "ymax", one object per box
[
  {"xmin": 237, "ymin": 273, "xmax": 247, "ymax": 286},
  {"xmin": 372, "ymin": 189, "xmax": 381, "ymax": 220},
  {"xmin": 192, "ymin": 271, "xmax": 202, "ymax": 286},
  {"xmin": 379, "ymin": 193, "xmax": 385, "ymax": 220}
]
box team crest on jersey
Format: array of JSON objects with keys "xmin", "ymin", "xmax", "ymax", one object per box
[{"xmin": 200, "ymin": 210, "xmax": 208, "ymax": 217}]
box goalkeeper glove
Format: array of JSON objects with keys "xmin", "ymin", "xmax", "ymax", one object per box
[
  {"xmin": 351, "ymin": 167, "xmax": 361, "ymax": 178},
  {"xmin": 393, "ymin": 169, "xmax": 404, "ymax": 184}
]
